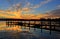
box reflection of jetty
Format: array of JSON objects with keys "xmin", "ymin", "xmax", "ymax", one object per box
[{"xmin": 0, "ymin": 18, "xmax": 60, "ymax": 34}]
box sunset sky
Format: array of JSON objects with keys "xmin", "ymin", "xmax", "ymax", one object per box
[{"xmin": 0, "ymin": 0, "xmax": 60, "ymax": 19}]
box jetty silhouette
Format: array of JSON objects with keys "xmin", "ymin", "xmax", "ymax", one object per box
[{"xmin": 0, "ymin": 18, "xmax": 60, "ymax": 34}]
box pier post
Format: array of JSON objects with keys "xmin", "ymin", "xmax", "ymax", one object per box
[
  {"xmin": 41, "ymin": 21, "xmax": 43, "ymax": 33},
  {"xmin": 12, "ymin": 21, "xmax": 14, "ymax": 27},
  {"xmin": 49, "ymin": 20, "xmax": 51, "ymax": 35},
  {"xmin": 54, "ymin": 21, "xmax": 55, "ymax": 30},
  {"xmin": 59, "ymin": 20, "xmax": 60, "ymax": 26},
  {"xmin": 6, "ymin": 21, "xmax": 8, "ymax": 27},
  {"xmin": 7, "ymin": 21, "xmax": 9, "ymax": 27},
  {"xmin": 6, "ymin": 21, "xmax": 7, "ymax": 26},
  {"xmin": 29, "ymin": 21, "xmax": 30, "ymax": 30},
  {"xmin": 25, "ymin": 21, "xmax": 26, "ymax": 29},
  {"xmin": 21, "ymin": 21, "xmax": 22, "ymax": 29},
  {"xmin": 34, "ymin": 21, "xmax": 36, "ymax": 31}
]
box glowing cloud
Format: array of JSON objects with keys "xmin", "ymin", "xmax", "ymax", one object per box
[{"xmin": 0, "ymin": 10, "xmax": 22, "ymax": 18}]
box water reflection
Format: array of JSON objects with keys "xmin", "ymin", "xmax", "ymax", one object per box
[{"xmin": 0, "ymin": 22, "xmax": 60, "ymax": 39}]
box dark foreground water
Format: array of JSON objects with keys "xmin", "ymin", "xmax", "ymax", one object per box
[{"xmin": 0, "ymin": 22, "xmax": 60, "ymax": 39}]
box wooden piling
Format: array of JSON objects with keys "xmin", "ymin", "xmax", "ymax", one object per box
[
  {"xmin": 41, "ymin": 21, "xmax": 43, "ymax": 33},
  {"xmin": 49, "ymin": 20, "xmax": 51, "ymax": 35}
]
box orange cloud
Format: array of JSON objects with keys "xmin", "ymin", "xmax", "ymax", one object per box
[
  {"xmin": 21, "ymin": 13, "xmax": 49, "ymax": 19},
  {"xmin": 0, "ymin": 9, "xmax": 50, "ymax": 19},
  {"xmin": 1, "ymin": 9, "xmax": 60, "ymax": 19},
  {"xmin": 0, "ymin": 10, "xmax": 22, "ymax": 18}
]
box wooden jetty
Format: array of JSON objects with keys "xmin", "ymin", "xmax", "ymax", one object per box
[{"xmin": 0, "ymin": 18, "xmax": 60, "ymax": 34}]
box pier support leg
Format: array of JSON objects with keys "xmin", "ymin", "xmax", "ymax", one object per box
[
  {"xmin": 49, "ymin": 20, "xmax": 51, "ymax": 35},
  {"xmin": 29, "ymin": 21, "xmax": 30, "ymax": 30},
  {"xmin": 41, "ymin": 21, "xmax": 43, "ymax": 33}
]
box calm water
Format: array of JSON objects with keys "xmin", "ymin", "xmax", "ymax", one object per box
[{"xmin": 0, "ymin": 21, "xmax": 60, "ymax": 39}]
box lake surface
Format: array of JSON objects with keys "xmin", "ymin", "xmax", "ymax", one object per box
[{"xmin": 0, "ymin": 21, "xmax": 60, "ymax": 39}]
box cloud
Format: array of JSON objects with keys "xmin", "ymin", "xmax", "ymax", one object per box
[
  {"xmin": 56, "ymin": 5, "xmax": 60, "ymax": 9},
  {"xmin": 21, "ymin": 13, "xmax": 49, "ymax": 19},
  {"xmin": 22, "ymin": 0, "xmax": 52, "ymax": 14},
  {"xmin": 0, "ymin": 10, "xmax": 22, "ymax": 18},
  {"xmin": 8, "ymin": 2, "xmax": 32, "ymax": 13},
  {"xmin": 24, "ymin": 2, "xmax": 31, "ymax": 8},
  {"xmin": 31, "ymin": 0, "xmax": 52, "ymax": 8},
  {"xmin": 1, "ymin": 9, "xmax": 60, "ymax": 19},
  {"xmin": 7, "ymin": 0, "xmax": 52, "ymax": 13},
  {"xmin": 23, "ymin": 0, "xmax": 52, "ymax": 9},
  {"xmin": 22, "ymin": 8, "xmax": 31, "ymax": 12},
  {"xmin": 0, "ymin": 0, "xmax": 54, "ymax": 19},
  {"xmin": 45, "ymin": 9, "xmax": 60, "ymax": 18},
  {"xmin": 8, "ymin": 3, "xmax": 22, "ymax": 11}
]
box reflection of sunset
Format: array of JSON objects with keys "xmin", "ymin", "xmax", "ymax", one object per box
[
  {"xmin": 0, "ymin": 25, "xmax": 22, "ymax": 32},
  {"xmin": 0, "ymin": 22, "xmax": 22, "ymax": 32},
  {"xmin": 5, "ymin": 26, "xmax": 22, "ymax": 32}
]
